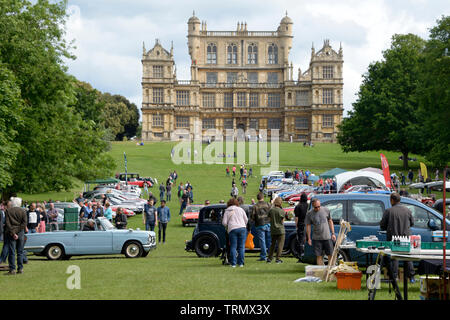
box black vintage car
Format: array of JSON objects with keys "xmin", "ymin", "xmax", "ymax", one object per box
[{"xmin": 185, "ymin": 204, "xmax": 298, "ymax": 258}]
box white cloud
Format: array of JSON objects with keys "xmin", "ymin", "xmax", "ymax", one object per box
[{"xmin": 64, "ymin": 0, "xmax": 450, "ymax": 118}]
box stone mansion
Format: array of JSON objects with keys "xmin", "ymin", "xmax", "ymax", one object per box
[{"xmin": 141, "ymin": 13, "xmax": 344, "ymax": 142}]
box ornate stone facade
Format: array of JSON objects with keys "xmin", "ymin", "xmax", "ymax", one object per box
[{"xmin": 141, "ymin": 13, "xmax": 343, "ymax": 142}]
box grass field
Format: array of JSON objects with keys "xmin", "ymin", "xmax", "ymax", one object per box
[{"xmin": 1, "ymin": 141, "xmax": 430, "ymax": 300}]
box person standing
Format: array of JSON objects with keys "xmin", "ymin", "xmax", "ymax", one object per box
[
  {"xmin": 143, "ymin": 199, "xmax": 158, "ymax": 231},
  {"xmin": 157, "ymin": 200, "xmax": 171, "ymax": 243},
  {"xmin": 159, "ymin": 183, "xmax": 165, "ymax": 202},
  {"xmin": 37, "ymin": 204, "xmax": 47, "ymax": 233},
  {"xmin": 250, "ymin": 193, "xmax": 271, "ymax": 261},
  {"xmin": 222, "ymin": 198, "xmax": 248, "ymax": 267},
  {"xmin": 114, "ymin": 207, "xmax": 127, "ymax": 230},
  {"xmin": 380, "ymin": 192, "xmax": 415, "ymax": 283},
  {"xmin": 179, "ymin": 190, "xmax": 189, "ymax": 216},
  {"xmin": 294, "ymin": 193, "xmax": 308, "ymax": 262},
  {"xmin": 166, "ymin": 183, "xmax": 172, "ymax": 202},
  {"xmin": 232, "ymin": 166, "xmax": 236, "ymax": 177},
  {"xmin": 241, "ymin": 179, "xmax": 247, "ymax": 194},
  {"xmin": 266, "ymin": 197, "xmax": 285, "ymax": 264},
  {"xmin": 104, "ymin": 202, "xmax": 113, "ymax": 222},
  {"xmin": 4, "ymin": 198, "xmax": 27, "ymax": 275},
  {"xmin": 226, "ymin": 166, "xmax": 230, "ymax": 177},
  {"xmin": 230, "ymin": 184, "xmax": 239, "ymax": 199},
  {"xmin": 305, "ymin": 198, "xmax": 336, "ymax": 265},
  {"xmin": 177, "ymin": 182, "xmax": 184, "ymax": 204},
  {"xmin": 47, "ymin": 202, "xmax": 59, "ymax": 231},
  {"xmin": 407, "ymin": 169, "xmax": 414, "ymax": 184},
  {"xmin": 26, "ymin": 203, "xmax": 40, "ymax": 234}
]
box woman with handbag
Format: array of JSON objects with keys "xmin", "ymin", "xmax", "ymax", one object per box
[{"xmin": 222, "ymin": 198, "xmax": 248, "ymax": 268}]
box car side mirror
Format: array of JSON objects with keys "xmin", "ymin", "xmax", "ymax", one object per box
[{"xmin": 428, "ymin": 219, "xmax": 439, "ymax": 231}]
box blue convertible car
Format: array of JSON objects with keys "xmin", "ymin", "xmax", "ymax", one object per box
[{"xmin": 24, "ymin": 217, "xmax": 157, "ymax": 260}]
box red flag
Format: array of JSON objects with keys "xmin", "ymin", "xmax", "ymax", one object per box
[{"xmin": 380, "ymin": 153, "xmax": 392, "ymax": 189}]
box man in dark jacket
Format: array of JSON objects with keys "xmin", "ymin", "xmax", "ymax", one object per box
[
  {"xmin": 294, "ymin": 193, "xmax": 308, "ymax": 262},
  {"xmin": 250, "ymin": 193, "xmax": 271, "ymax": 261},
  {"xmin": 380, "ymin": 192, "xmax": 415, "ymax": 283},
  {"xmin": 4, "ymin": 198, "xmax": 27, "ymax": 275}
]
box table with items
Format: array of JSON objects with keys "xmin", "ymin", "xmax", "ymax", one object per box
[{"xmin": 355, "ymin": 237, "xmax": 450, "ymax": 300}]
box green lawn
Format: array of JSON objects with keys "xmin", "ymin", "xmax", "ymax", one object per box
[{"xmin": 2, "ymin": 141, "xmax": 429, "ymax": 300}]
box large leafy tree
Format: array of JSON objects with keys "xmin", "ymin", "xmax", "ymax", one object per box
[
  {"xmin": 338, "ymin": 34, "xmax": 426, "ymax": 169},
  {"xmin": 417, "ymin": 15, "xmax": 450, "ymax": 167},
  {"xmin": 0, "ymin": 0, "xmax": 114, "ymax": 199}
]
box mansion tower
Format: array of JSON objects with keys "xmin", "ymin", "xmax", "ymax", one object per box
[{"xmin": 141, "ymin": 13, "xmax": 344, "ymax": 142}]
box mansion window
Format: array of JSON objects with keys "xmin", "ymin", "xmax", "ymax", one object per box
[
  {"xmin": 248, "ymin": 43, "xmax": 258, "ymax": 64},
  {"xmin": 206, "ymin": 72, "xmax": 218, "ymax": 87},
  {"xmin": 152, "ymin": 88, "xmax": 164, "ymax": 103},
  {"xmin": 297, "ymin": 134, "xmax": 308, "ymax": 141},
  {"xmin": 224, "ymin": 93, "xmax": 233, "ymax": 107},
  {"xmin": 175, "ymin": 116, "xmax": 190, "ymax": 128},
  {"xmin": 322, "ymin": 88, "xmax": 334, "ymax": 104},
  {"xmin": 268, "ymin": 118, "xmax": 281, "ymax": 130},
  {"xmin": 249, "ymin": 93, "xmax": 259, "ymax": 107},
  {"xmin": 249, "ymin": 119, "xmax": 258, "ymax": 129},
  {"xmin": 267, "ymin": 93, "xmax": 281, "ymax": 108},
  {"xmin": 227, "ymin": 44, "xmax": 238, "ymax": 64},
  {"xmin": 296, "ymin": 90, "xmax": 310, "ymax": 106},
  {"xmin": 202, "ymin": 93, "xmax": 216, "ymax": 108},
  {"xmin": 323, "ymin": 66, "xmax": 334, "ymax": 79},
  {"xmin": 224, "ymin": 118, "xmax": 234, "ymax": 129},
  {"xmin": 176, "ymin": 90, "xmax": 190, "ymax": 106},
  {"xmin": 295, "ymin": 117, "xmax": 309, "ymax": 129},
  {"xmin": 268, "ymin": 43, "xmax": 278, "ymax": 64},
  {"xmin": 267, "ymin": 73, "xmax": 278, "ymax": 88},
  {"xmin": 324, "ymin": 133, "xmax": 333, "ymax": 139},
  {"xmin": 152, "ymin": 114, "xmax": 163, "ymax": 127},
  {"xmin": 236, "ymin": 92, "xmax": 247, "ymax": 107},
  {"xmin": 322, "ymin": 114, "xmax": 334, "ymax": 128},
  {"xmin": 202, "ymin": 118, "xmax": 216, "ymax": 129},
  {"xmin": 207, "ymin": 43, "xmax": 217, "ymax": 64},
  {"xmin": 248, "ymin": 72, "xmax": 258, "ymax": 87},
  {"xmin": 152, "ymin": 65, "xmax": 163, "ymax": 78},
  {"xmin": 226, "ymin": 72, "xmax": 238, "ymax": 87}
]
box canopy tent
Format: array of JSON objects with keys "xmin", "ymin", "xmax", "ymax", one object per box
[
  {"xmin": 319, "ymin": 168, "xmax": 347, "ymax": 179},
  {"xmin": 335, "ymin": 170, "xmax": 388, "ymax": 192},
  {"xmin": 84, "ymin": 178, "xmax": 120, "ymax": 191},
  {"xmin": 361, "ymin": 167, "xmax": 383, "ymax": 175},
  {"xmin": 308, "ymin": 175, "xmax": 319, "ymax": 182}
]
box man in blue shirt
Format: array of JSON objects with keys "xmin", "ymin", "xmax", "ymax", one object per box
[
  {"xmin": 143, "ymin": 199, "xmax": 157, "ymax": 231},
  {"xmin": 157, "ymin": 200, "xmax": 170, "ymax": 243}
]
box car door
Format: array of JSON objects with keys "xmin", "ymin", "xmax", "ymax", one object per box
[
  {"xmin": 347, "ymin": 199, "xmax": 386, "ymax": 242},
  {"xmin": 73, "ymin": 222, "xmax": 113, "ymax": 254},
  {"xmin": 400, "ymin": 201, "xmax": 443, "ymax": 242},
  {"xmin": 198, "ymin": 207, "xmax": 226, "ymax": 248}
]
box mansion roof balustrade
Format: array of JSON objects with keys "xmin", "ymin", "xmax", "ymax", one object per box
[{"xmin": 200, "ymin": 30, "xmax": 278, "ymax": 37}]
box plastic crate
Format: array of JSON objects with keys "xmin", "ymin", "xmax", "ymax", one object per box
[
  {"xmin": 356, "ymin": 240, "xmax": 391, "ymax": 249},
  {"xmin": 391, "ymin": 242, "xmax": 410, "ymax": 252},
  {"xmin": 335, "ymin": 272, "xmax": 362, "ymax": 290},
  {"xmin": 421, "ymin": 242, "xmax": 450, "ymax": 250}
]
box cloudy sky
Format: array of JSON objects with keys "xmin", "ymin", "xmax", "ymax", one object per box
[{"xmin": 64, "ymin": 0, "xmax": 449, "ymax": 117}]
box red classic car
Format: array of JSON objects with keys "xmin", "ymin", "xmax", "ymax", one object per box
[
  {"xmin": 182, "ymin": 205, "xmax": 204, "ymax": 227},
  {"xmin": 116, "ymin": 173, "xmax": 153, "ymax": 188}
]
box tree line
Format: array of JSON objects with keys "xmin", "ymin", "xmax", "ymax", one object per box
[
  {"xmin": 0, "ymin": 0, "xmax": 138, "ymax": 200},
  {"xmin": 338, "ymin": 15, "xmax": 449, "ymax": 169}
]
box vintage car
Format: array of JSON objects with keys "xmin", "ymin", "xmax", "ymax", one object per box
[
  {"xmin": 185, "ymin": 204, "xmax": 297, "ymax": 258},
  {"xmin": 24, "ymin": 217, "xmax": 156, "ymax": 260},
  {"xmin": 181, "ymin": 204, "xmax": 204, "ymax": 227},
  {"xmin": 117, "ymin": 173, "xmax": 154, "ymax": 188}
]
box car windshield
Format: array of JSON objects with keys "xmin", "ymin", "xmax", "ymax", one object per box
[{"xmin": 186, "ymin": 206, "xmax": 201, "ymax": 212}]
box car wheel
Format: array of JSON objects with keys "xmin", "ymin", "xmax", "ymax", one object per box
[
  {"xmin": 194, "ymin": 235, "xmax": 218, "ymax": 258},
  {"xmin": 289, "ymin": 237, "xmax": 299, "ymax": 258},
  {"xmin": 124, "ymin": 241, "xmax": 143, "ymax": 258},
  {"xmin": 45, "ymin": 244, "xmax": 65, "ymax": 260},
  {"xmin": 141, "ymin": 250, "xmax": 149, "ymax": 258}
]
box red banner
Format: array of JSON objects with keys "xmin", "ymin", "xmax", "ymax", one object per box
[{"xmin": 380, "ymin": 153, "xmax": 392, "ymax": 189}]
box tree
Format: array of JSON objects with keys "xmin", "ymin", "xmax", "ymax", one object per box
[
  {"xmin": 338, "ymin": 34, "xmax": 426, "ymax": 169},
  {"xmin": 0, "ymin": 0, "xmax": 114, "ymax": 199},
  {"xmin": 417, "ymin": 15, "xmax": 450, "ymax": 167},
  {"xmin": 0, "ymin": 63, "xmax": 23, "ymax": 192}
]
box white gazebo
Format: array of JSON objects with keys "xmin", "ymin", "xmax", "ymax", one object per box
[{"xmin": 335, "ymin": 170, "xmax": 388, "ymax": 192}]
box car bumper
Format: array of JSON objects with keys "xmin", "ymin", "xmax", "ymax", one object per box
[{"xmin": 143, "ymin": 244, "xmax": 157, "ymax": 252}]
